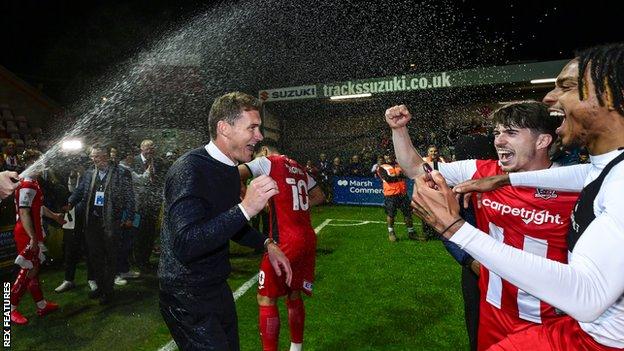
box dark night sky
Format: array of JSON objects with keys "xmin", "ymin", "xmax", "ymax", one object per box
[{"xmin": 1, "ymin": 0, "xmax": 621, "ymax": 106}]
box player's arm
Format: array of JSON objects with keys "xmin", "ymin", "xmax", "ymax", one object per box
[
  {"xmin": 17, "ymin": 188, "xmax": 37, "ymax": 246},
  {"xmin": 308, "ymin": 185, "xmax": 325, "ymax": 207},
  {"xmin": 41, "ymin": 206, "xmax": 66, "ymax": 226},
  {"xmin": 385, "ymin": 105, "xmax": 426, "ymax": 179},
  {"xmin": 18, "ymin": 208, "xmax": 37, "ymax": 246},
  {"xmin": 454, "ymin": 163, "xmax": 591, "ymax": 194}
]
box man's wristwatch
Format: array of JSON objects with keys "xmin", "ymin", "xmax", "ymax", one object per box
[{"xmin": 264, "ymin": 238, "xmax": 276, "ymax": 251}]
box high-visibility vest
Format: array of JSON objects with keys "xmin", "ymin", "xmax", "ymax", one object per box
[{"xmin": 379, "ymin": 163, "xmax": 407, "ymax": 196}]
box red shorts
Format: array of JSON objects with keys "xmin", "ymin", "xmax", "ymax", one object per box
[
  {"xmin": 488, "ymin": 316, "xmax": 621, "ymax": 351},
  {"xmin": 258, "ymin": 237, "xmax": 316, "ymax": 297},
  {"xmin": 478, "ymin": 299, "xmax": 560, "ymax": 350}
]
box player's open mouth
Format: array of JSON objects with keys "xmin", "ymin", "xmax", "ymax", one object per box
[
  {"xmin": 550, "ymin": 109, "xmax": 566, "ymax": 135},
  {"xmin": 497, "ymin": 149, "xmax": 514, "ymax": 163},
  {"xmin": 246, "ymin": 144, "xmax": 256, "ymax": 152}
]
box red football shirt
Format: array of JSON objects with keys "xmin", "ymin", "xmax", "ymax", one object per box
[
  {"xmin": 246, "ymin": 155, "xmax": 316, "ymax": 245},
  {"xmin": 441, "ymin": 159, "xmax": 578, "ymax": 323},
  {"xmin": 13, "ymin": 178, "xmax": 45, "ymax": 243}
]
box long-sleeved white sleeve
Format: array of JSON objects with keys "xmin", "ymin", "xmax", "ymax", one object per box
[
  {"xmin": 450, "ymin": 171, "xmax": 624, "ymax": 323},
  {"xmin": 509, "ymin": 164, "xmax": 591, "ymax": 192},
  {"xmin": 438, "ymin": 160, "xmax": 477, "ymax": 187}
]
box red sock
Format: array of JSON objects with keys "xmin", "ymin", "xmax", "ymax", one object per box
[
  {"xmin": 28, "ymin": 276, "xmax": 44, "ymax": 303},
  {"xmin": 287, "ymin": 298, "xmax": 305, "ymax": 344},
  {"xmin": 259, "ymin": 305, "xmax": 280, "ymax": 351},
  {"xmin": 10, "ymin": 268, "xmax": 30, "ymax": 306}
]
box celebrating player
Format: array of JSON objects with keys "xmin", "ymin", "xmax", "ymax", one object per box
[
  {"xmin": 10, "ymin": 149, "xmax": 66, "ymax": 325},
  {"xmin": 411, "ymin": 43, "xmax": 624, "ymax": 350},
  {"xmin": 386, "ymin": 101, "xmax": 579, "ymax": 350},
  {"xmin": 239, "ymin": 140, "xmax": 325, "ymax": 351}
]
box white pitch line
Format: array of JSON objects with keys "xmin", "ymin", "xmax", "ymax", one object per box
[{"xmin": 158, "ymin": 218, "xmax": 333, "ymax": 351}]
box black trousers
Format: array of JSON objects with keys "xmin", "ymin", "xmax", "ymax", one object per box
[
  {"xmin": 63, "ymin": 219, "xmax": 95, "ymax": 282},
  {"xmin": 134, "ymin": 207, "xmax": 158, "ymax": 270},
  {"xmin": 85, "ymin": 216, "xmax": 118, "ymax": 297},
  {"xmin": 160, "ymin": 283, "xmax": 239, "ymax": 351},
  {"xmin": 461, "ymin": 266, "xmax": 480, "ymax": 351}
]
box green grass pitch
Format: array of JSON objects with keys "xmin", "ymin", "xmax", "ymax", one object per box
[{"xmin": 8, "ymin": 205, "xmax": 468, "ymax": 350}]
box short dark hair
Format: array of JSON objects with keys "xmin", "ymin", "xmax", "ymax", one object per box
[
  {"xmin": 577, "ymin": 43, "xmax": 624, "ymax": 116},
  {"xmin": 257, "ymin": 139, "xmax": 279, "ymax": 153},
  {"xmin": 90, "ymin": 143, "xmax": 109, "ymax": 154},
  {"xmin": 208, "ymin": 92, "xmax": 262, "ymax": 140},
  {"xmin": 491, "ymin": 101, "xmax": 559, "ymax": 146}
]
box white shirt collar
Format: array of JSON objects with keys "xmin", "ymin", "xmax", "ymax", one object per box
[
  {"xmin": 590, "ymin": 148, "xmax": 624, "ymax": 168},
  {"xmin": 206, "ymin": 141, "xmax": 237, "ymax": 166},
  {"xmin": 140, "ymin": 153, "xmax": 147, "ymax": 163}
]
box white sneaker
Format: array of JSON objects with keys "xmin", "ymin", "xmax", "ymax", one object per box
[
  {"xmin": 114, "ymin": 276, "xmax": 127, "ymax": 286},
  {"xmin": 119, "ymin": 271, "xmax": 140, "ymax": 279},
  {"xmin": 54, "ymin": 280, "xmax": 75, "ymax": 293},
  {"xmin": 88, "ymin": 280, "xmax": 98, "ymax": 291}
]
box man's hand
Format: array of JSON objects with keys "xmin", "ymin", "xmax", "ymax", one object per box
[
  {"xmin": 50, "ymin": 212, "xmax": 66, "ymax": 226},
  {"xmin": 411, "ymin": 171, "xmax": 464, "ymax": 239},
  {"xmin": 0, "ymin": 171, "xmax": 19, "ymax": 200},
  {"xmin": 266, "ymin": 243, "xmax": 292, "ymax": 286},
  {"xmin": 470, "ymin": 260, "xmax": 481, "ymax": 276},
  {"xmin": 61, "ymin": 203, "xmax": 74, "ymax": 212},
  {"xmin": 240, "ymin": 175, "xmax": 279, "ymax": 217},
  {"xmin": 121, "ymin": 220, "xmax": 133, "ymax": 228},
  {"xmin": 384, "ymin": 105, "xmax": 412, "ymax": 129},
  {"xmin": 453, "ymin": 175, "xmax": 510, "ymax": 195}
]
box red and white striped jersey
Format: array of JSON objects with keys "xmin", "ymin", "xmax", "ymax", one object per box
[
  {"xmin": 440, "ymin": 159, "xmax": 578, "ymax": 323},
  {"xmin": 13, "ymin": 177, "xmax": 45, "ymax": 242},
  {"xmin": 245, "ymin": 155, "xmax": 316, "ymax": 245}
]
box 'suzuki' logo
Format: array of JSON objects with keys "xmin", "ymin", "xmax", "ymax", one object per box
[{"xmin": 481, "ymin": 198, "xmax": 563, "ymax": 225}]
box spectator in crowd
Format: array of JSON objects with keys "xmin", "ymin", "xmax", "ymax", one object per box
[
  {"xmin": 371, "ymin": 155, "xmax": 384, "ymax": 178},
  {"xmin": 55, "ymin": 158, "xmax": 98, "ymax": 293},
  {"xmin": 116, "ymin": 149, "xmax": 152, "ymax": 283},
  {"xmin": 421, "ymin": 144, "xmax": 447, "ymax": 240},
  {"xmin": 345, "ymin": 154, "xmax": 367, "ymax": 177},
  {"xmin": 10, "ymin": 149, "xmax": 65, "ymax": 325},
  {"xmin": 132, "ymin": 139, "xmax": 165, "ymax": 273},
  {"xmin": 305, "ymin": 160, "xmax": 319, "ymax": 181},
  {"xmin": 377, "ymin": 153, "xmax": 416, "ymax": 242},
  {"xmin": 109, "ymin": 147, "xmax": 119, "ymax": 165},
  {"xmin": 316, "ymin": 153, "xmax": 331, "ymax": 203},
  {"xmin": 4, "ymin": 140, "xmax": 22, "ymax": 173},
  {"xmin": 316, "ymin": 153, "xmax": 330, "ymax": 181},
  {"xmin": 158, "ymin": 91, "xmax": 290, "ymax": 350},
  {"xmin": 65, "ymin": 144, "xmax": 135, "ymax": 305},
  {"xmin": 330, "ymin": 156, "xmax": 344, "ymax": 177},
  {"xmin": 422, "ymin": 145, "xmax": 447, "ymax": 166}
]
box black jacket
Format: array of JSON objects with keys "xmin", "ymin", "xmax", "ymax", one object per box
[
  {"xmin": 158, "ymin": 147, "xmax": 264, "ymax": 290},
  {"xmin": 68, "ymin": 164, "xmax": 135, "ymax": 235}
]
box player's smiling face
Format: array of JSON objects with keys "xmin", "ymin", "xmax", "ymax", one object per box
[
  {"xmin": 493, "ymin": 124, "xmax": 539, "ymax": 172},
  {"xmin": 224, "ymin": 109, "xmax": 263, "ymax": 163}
]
